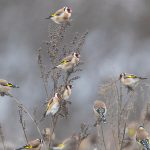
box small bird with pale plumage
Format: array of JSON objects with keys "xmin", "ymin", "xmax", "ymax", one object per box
[
  {"xmin": 43, "ymin": 93, "xmax": 62, "ymax": 117},
  {"xmin": 15, "ymin": 139, "xmax": 43, "ymax": 150},
  {"xmin": 0, "ymin": 79, "xmax": 19, "ymax": 97},
  {"xmin": 119, "ymin": 73, "xmax": 147, "ymax": 92},
  {"xmin": 62, "ymin": 84, "xmax": 72, "ymax": 100},
  {"xmin": 53, "ymin": 52, "xmax": 80, "ymax": 71},
  {"xmin": 136, "ymin": 126, "xmax": 150, "ymax": 150},
  {"xmin": 45, "ymin": 6, "xmax": 72, "ymax": 24},
  {"xmin": 93, "ymin": 100, "xmax": 107, "ymax": 124}
]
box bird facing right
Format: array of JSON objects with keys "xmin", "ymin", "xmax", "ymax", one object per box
[
  {"xmin": 43, "ymin": 93, "xmax": 62, "ymax": 117},
  {"xmin": 45, "ymin": 6, "xmax": 72, "ymax": 24},
  {"xmin": 53, "ymin": 52, "xmax": 80, "ymax": 71},
  {"xmin": 62, "ymin": 84, "xmax": 72, "ymax": 100}
]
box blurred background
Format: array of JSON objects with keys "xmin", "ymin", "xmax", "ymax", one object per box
[{"xmin": 0, "ymin": 0, "xmax": 150, "ymax": 149}]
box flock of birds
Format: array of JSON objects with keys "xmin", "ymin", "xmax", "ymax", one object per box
[{"xmin": 0, "ymin": 5, "xmax": 150, "ymax": 150}]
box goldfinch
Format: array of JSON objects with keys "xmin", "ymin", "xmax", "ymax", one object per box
[
  {"xmin": 50, "ymin": 135, "xmax": 79, "ymax": 150},
  {"xmin": 54, "ymin": 52, "xmax": 80, "ymax": 71},
  {"xmin": 43, "ymin": 93, "xmax": 61, "ymax": 117},
  {"xmin": 42, "ymin": 128, "xmax": 55, "ymax": 142},
  {"xmin": 93, "ymin": 100, "xmax": 107, "ymax": 124},
  {"xmin": 15, "ymin": 139, "xmax": 43, "ymax": 150},
  {"xmin": 136, "ymin": 126, "xmax": 150, "ymax": 150},
  {"xmin": 0, "ymin": 79, "xmax": 19, "ymax": 97},
  {"xmin": 62, "ymin": 84, "xmax": 72, "ymax": 100},
  {"xmin": 45, "ymin": 6, "xmax": 72, "ymax": 24},
  {"xmin": 119, "ymin": 73, "xmax": 147, "ymax": 91},
  {"xmin": 126, "ymin": 122, "xmax": 137, "ymax": 140}
]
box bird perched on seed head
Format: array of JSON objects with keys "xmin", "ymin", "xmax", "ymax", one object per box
[
  {"xmin": 119, "ymin": 73, "xmax": 147, "ymax": 92},
  {"xmin": 43, "ymin": 93, "xmax": 62, "ymax": 117},
  {"xmin": 45, "ymin": 6, "xmax": 72, "ymax": 24},
  {"xmin": 15, "ymin": 139, "xmax": 43, "ymax": 150},
  {"xmin": 62, "ymin": 84, "xmax": 72, "ymax": 100},
  {"xmin": 53, "ymin": 52, "xmax": 80, "ymax": 71},
  {"xmin": 93, "ymin": 100, "xmax": 107, "ymax": 124},
  {"xmin": 0, "ymin": 79, "xmax": 19, "ymax": 97},
  {"xmin": 136, "ymin": 126, "xmax": 150, "ymax": 150}
]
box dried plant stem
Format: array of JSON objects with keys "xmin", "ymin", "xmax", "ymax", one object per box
[
  {"xmin": 18, "ymin": 108, "xmax": 28, "ymax": 143},
  {"xmin": 100, "ymin": 124, "xmax": 107, "ymax": 150},
  {"xmin": 10, "ymin": 95, "xmax": 46, "ymax": 149},
  {"xmin": 120, "ymin": 122, "xmax": 126, "ymax": 150},
  {"xmin": 112, "ymin": 129, "xmax": 119, "ymax": 150},
  {"xmin": 0, "ymin": 123, "xmax": 6, "ymax": 150},
  {"xmin": 49, "ymin": 115, "xmax": 58, "ymax": 148},
  {"xmin": 38, "ymin": 48, "xmax": 49, "ymax": 98}
]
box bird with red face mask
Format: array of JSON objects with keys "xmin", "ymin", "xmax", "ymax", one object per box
[
  {"xmin": 45, "ymin": 6, "xmax": 72, "ymax": 24},
  {"xmin": 53, "ymin": 52, "xmax": 80, "ymax": 71}
]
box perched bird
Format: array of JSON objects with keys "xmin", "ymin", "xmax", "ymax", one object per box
[
  {"xmin": 0, "ymin": 79, "xmax": 19, "ymax": 97},
  {"xmin": 42, "ymin": 128, "xmax": 55, "ymax": 142},
  {"xmin": 43, "ymin": 93, "xmax": 62, "ymax": 117},
  {"xmin": 45, "ymin": 6, "xmax": 72, "ymax": 24},
  {"xmin": 119, "ymin": 73, "xmax": 147, "ymax": 92},
  {"xmin": 15, "ymin": 139, "xmax": 43, "ymax": 150},
  {"xmin": 62, "ymin": 84, "xmax": 72, "ymax": 100},
  {"xmin": 121, "ymin": 122, "xmax": 138, "ymax": 149},
  {"xmin": 126, "ymin": 122, "xmax": 138, "ymax": 140},
  {"xmin": 53, "ymin": 52, "xmax": 80, "ymax": 71},
  {"xmin": 136, "ymin": 126, "xmax": 150, "ymax": 150},
  {"xmin": 50, "ymin": 135, "xmax": 79, "ymax": 150},
  {"xmin": 93, "ymin": 100, "xmax": 107, "ymax": 124}
]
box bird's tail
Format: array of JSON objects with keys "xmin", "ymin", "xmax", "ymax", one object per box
[
  {"xmin": 7, "ymin": 83, "xmax": 19, "ymax": 88},
  {"xmin": 45, "ymin": 15, "xmax": 52, "ymax": 19},
  {"xmin": 52, "ymin": 66, "xmax": 57, "ymax": 69},
  {"xmin": 139, "ymin": 77, "xmax": 148, "ymax": 80},
  {"xmin": 15, "ymin": 147, "xmax": 24, "ymax": 150}
]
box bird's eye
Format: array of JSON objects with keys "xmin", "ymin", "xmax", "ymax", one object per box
[
  {"xmin": 75, "ymin": 53, "xmax": 79, "ymax": 57},
  {"xmin": 67, "ymin": 8, "xmax": 70, "ymax": 12}
]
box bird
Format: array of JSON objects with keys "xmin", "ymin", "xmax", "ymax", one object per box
[
  {"xmin": 93, "ymin": 100, "xmax": 107, "ymax": 124},
  {"xmin": 43, "ymin": 93, "xmax": 62, "ymax": 117},
  {"xmin": 126, "ymin": 122, "xmax": 138, "ymax": 140},
  {"xmin": 50, "ymin": 134, "xmax": 79, "ymax": 150},
  {"xmin": 15, "ymin": 139, "xmax": 43, "ymax": 150},
  {"xmin": 45, "ymin": 6, "xmax": 72, "ymax": 24},
  {"xmin": 136, "ymin": 126, "xmax": 150, "ymax": 150},
  {"xmin": 119, "ymin": 73, "xmax": 147, "ymax": 92},
  {"xmin": 53, "ymin": 52, "xmax": 80, "ymax": 71},
  {"xmin": 0, "ymin": 79, "xmax": 19, "ymax": 97},
  {"xmin": 62, "ymin": 84, "xmax": 72, "ymax": 100}
]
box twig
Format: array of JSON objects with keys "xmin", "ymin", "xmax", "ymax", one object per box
[
  {"xmin": 18, "ymin": 107, "xmax": 28, "ymax": 143},
  {"xmin": 10, "ymin": 95, "xmax": 46, "ymax": 150},
  {"xmin": 37, "ymin": 48, "xmax": 49, "ymax": 98},
  {"xmin": 100, "ymin": 124, "xmax": 107, "ymax": 150},
  {"xmin": 120, "ymin": 123, "xmax": 126, "ymax": 150},
  {"xmin": 0, "ymin": 123, "xmax": 6, "ymax": 150}
]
